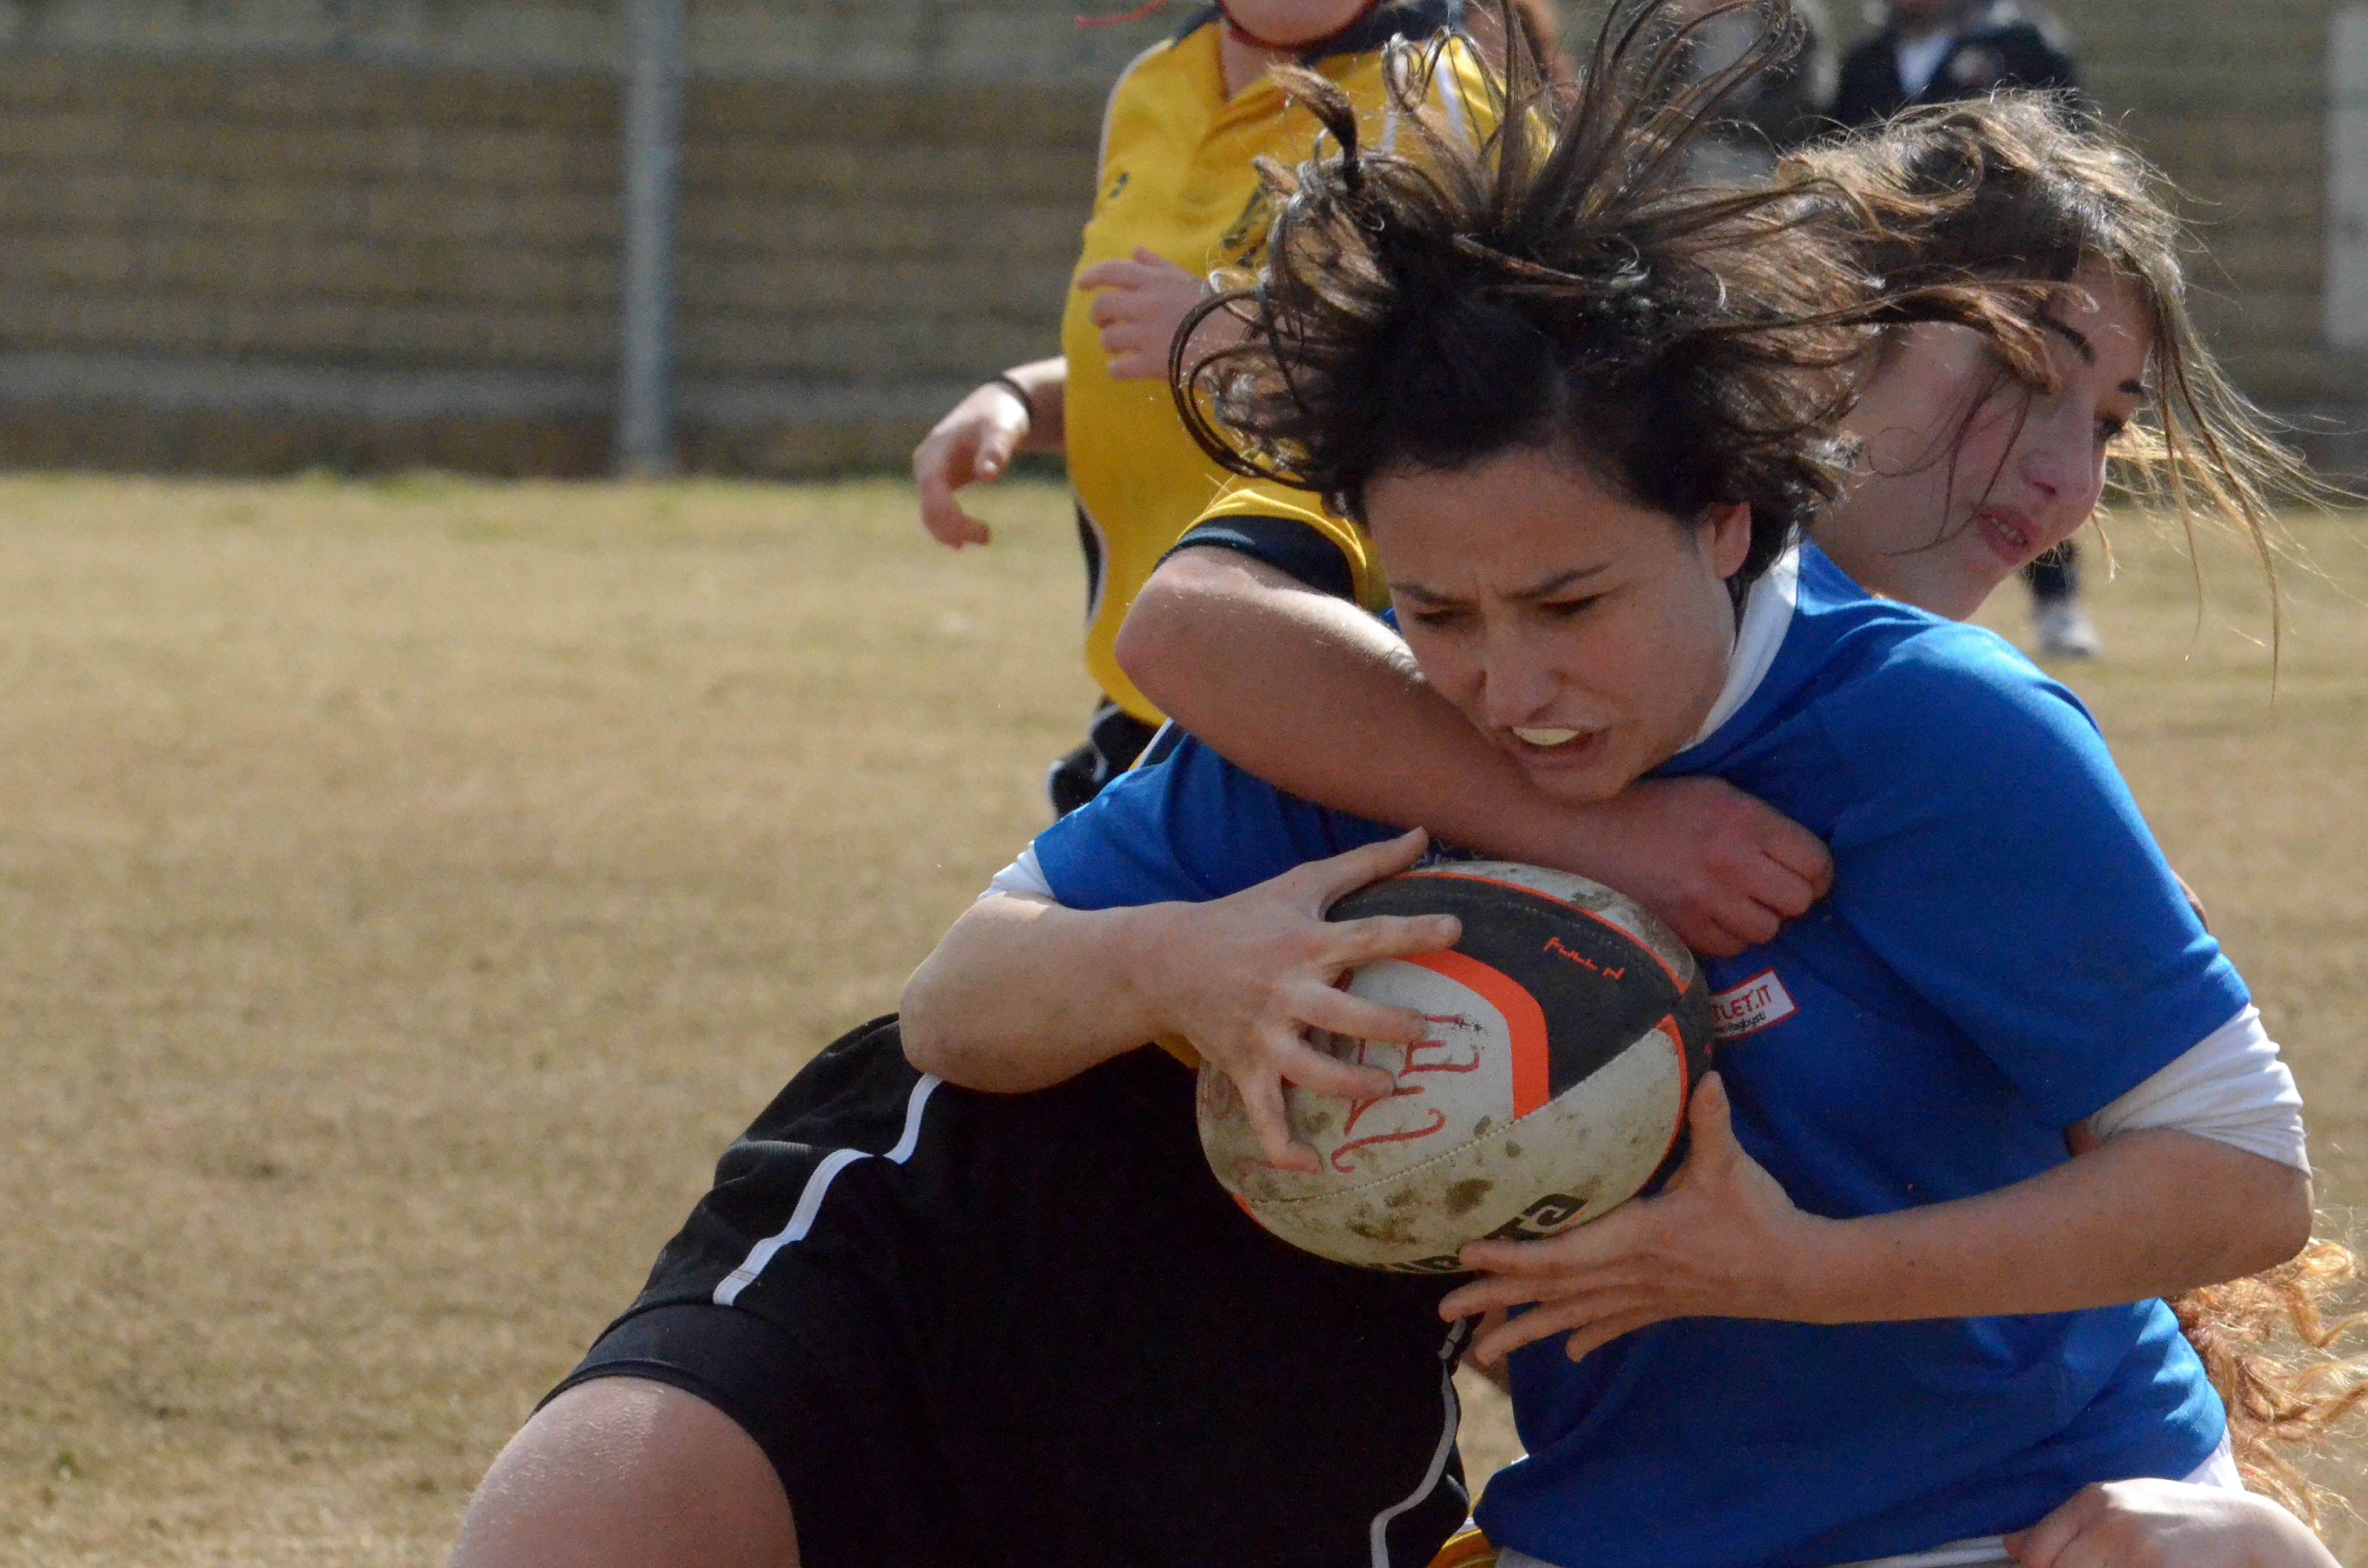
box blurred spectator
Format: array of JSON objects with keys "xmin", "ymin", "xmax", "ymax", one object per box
[
  {"xmin": 1831, "ymin": 0, "xmax": 2100, "ymax": 659},
  {"xmin": 1678, "ymin": 0, "xmax": 1838, "ymax": 184},
  {"xmin": 1832, "ymin": 0, "xmax": 2080, "ymax": 122}
]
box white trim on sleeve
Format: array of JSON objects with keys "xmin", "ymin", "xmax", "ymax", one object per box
[
  {"xmin": 2089, "ymin": 1005, "xmax": 2309, "ymax": 1174},
  {"xmin": 979, "ymin": 846, "xmax": 1057, "ymax": 903}
]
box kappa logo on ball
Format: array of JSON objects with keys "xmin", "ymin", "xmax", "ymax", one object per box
[{"xmin": 1710, "ymin": 968, "xmax": 1797, "ymax": 1041}]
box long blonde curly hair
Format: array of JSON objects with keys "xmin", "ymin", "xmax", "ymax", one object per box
[{"xmin": 2174, "ymin": 1238, "xmax": 2368, "ymax": 1529}]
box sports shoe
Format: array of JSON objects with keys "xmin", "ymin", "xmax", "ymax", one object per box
[{"xmin": 2035, "ymin": 600, "xmax": 2101, "ymax": 660}]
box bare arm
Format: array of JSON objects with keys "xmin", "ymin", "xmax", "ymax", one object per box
[
  {"xmin": 900, "ymin": 893, "xmax": 1178, "ymax": 1093},
  {"xmin": 1440, "ymin": 1075, "xmax": 2315, "ymax": 1366},
  {"xmin": 900, "ymin": 832, "xmax": 1460, "ymax": 1170},
  {"xmin": 998, "ymin": 356, "xmax": 1067, "ymax": 452},
  {"xmin": 1117, "ymin": 547, "xmax": 1832, "ymax": 955},
  {"xmin": 911, "ymin": 356, "xmax": 1065, "ymax": 549},
  {"xmin": 2007, "ymin": 1481, "xmax": 2341, "ymax": 1568}
]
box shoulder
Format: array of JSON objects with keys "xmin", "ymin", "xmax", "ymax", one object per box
[
  {"xmin": 1102, "ymin": 32, "xmax": 1184, "ymax": 118},
  {"xmin": 1097, "ymin": 30, "xmax": 1195, "ymax": 169},
  {"xmin": 1803, "ymin": 619, "xmax": 2139, "ymax": 858},
  {"xmin": 1322, "ymin": 7, "xmax": 1495, "ymax": 144},
  {"xmin": 1417, "ymin": 33, "xmax": 1499, "ymax": 145},
  {"xmin": 1324, "ymin": 0, "xmax": 1461, "ymax": 56},
  {"xmin": 1795, "ymin": 621, "xmax": 2245, "ymax": 1121},
  {"xmin": 1177, "ymin": 479, "xmax": 1383, "ymax": 607},
  {"xmin": 1828, "ymin": 36, "xmax": 1903, "ymax": 122},
  {"xmin": 1818, "ymin": 620, "xmax": 2101, "ymax": 779},
  {"xmin": 1760, "ymin": 552, "xmax": 2114, "ymax": 818}
]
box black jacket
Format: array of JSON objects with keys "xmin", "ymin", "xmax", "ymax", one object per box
[{"xmin": 1830, "ymin": 1, "xmax": 2079, "ymax": 126}]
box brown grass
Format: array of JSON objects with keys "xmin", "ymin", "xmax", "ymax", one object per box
[{"xmin": 0, "ymin": 475, "xmax": 2360, "ymax": 1564}]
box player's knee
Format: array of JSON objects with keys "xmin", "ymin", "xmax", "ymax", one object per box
[{"xmin": 448, "ymin": 1376, "xmax": 799, "ymax": 1568}]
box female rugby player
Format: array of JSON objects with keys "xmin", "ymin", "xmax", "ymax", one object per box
[
  {"xmin": 901, "ymin": 8, "xmax": 2314, "ymax": 1563},
  {"xmin": 909, "ymin": 0, "xmax": 1492, "ymax": 815},
  {"xmin": 447, "ymin": 8, "xmax": 2323, "ymax": 1567},
  {"xmin": 1111, "ymin": 97, "xmax": 2308, "ymax": 958},
  {"xmin": 1111, "ymin": 85, "xmax": 2365, "ymax": 1526}
]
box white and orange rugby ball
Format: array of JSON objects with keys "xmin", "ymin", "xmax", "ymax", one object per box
[{"xmin": 1196, "ymin": 861, "xmax": 1713, "ymax": 1274}]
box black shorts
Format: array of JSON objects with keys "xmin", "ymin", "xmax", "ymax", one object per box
[{"xmin": 548, "ymin": 1016, "xmax": 1472, "ymax": 1568}]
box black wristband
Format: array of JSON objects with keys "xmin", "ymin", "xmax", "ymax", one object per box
[{"xmin": 989, "ymin": 373, "xmax": 1035, "ymax": 428}]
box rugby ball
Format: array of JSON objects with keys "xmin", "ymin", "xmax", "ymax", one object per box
[{"xmin": 1196, "ymin": 861, "xmax": 1713, "ymax": 1273}]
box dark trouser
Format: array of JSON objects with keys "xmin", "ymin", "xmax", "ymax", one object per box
[
  {"xmin": 2023, "ymin": 540, "xmax": 2079, "ymax": 603},
  {"xmin": 1047, "ymin": 698, "xmax": 1160, "ymax": 818}
]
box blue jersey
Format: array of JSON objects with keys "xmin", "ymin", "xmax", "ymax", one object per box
[{"xmin": 1030, "ymin": 545, "xmax": 2245, "ymax": 1568}]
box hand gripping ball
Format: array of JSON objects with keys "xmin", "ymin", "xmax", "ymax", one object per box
[{"xmin": 1196, "ymin": 861, "xmax": 1713, "ymax": 1273}]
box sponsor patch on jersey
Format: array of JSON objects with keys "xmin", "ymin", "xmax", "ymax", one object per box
[{"xmin": 1710, "ymin": 968, "xmax": 1797, "ymax": 1041}]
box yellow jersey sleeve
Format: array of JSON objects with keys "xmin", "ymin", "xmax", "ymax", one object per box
[{"xmin": 1175, "ymin": 479, "xmax": 1391, "ymax": 613}]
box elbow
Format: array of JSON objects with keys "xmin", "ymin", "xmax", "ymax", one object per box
[
  {"xmin": 897, "ymin": 958, "xmax": 965, "ymax": 1081},
  {"xmin": 2264, "ymin": 1166, "xmax": 2317, "ymax": 1268},
  {"xmin": 2225, "ymin": 1159, "xmax": 2316, "ymax": 1279},
  {"xmin": 899, "ymin": 947, "xmax": 1027, "ymax": 1092},
  {"xmin": 1112, "ymin": 572, "xmax": 1203, "ymax": 717}
]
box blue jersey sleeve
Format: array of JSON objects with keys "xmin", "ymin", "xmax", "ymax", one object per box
[
  {"xmin": 1814, "ymin": 626, "xmax": 2250, "ymax": 1128},
  {"xmin": 1032, "ymin": 733, "xmax": 1401, "ymax": 911}
]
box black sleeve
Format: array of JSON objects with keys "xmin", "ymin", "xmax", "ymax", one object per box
[
  {"xmin": 1162, "ymin": 514, "xmax": 1360, "ymax": 602},
  {"xmin": 1829, "ymin": 35, "xmax": 1905, "ymax": 126},
  {"xmin": 1991, "ymin": 24, "xmax": 2080, "ymax": 93}
]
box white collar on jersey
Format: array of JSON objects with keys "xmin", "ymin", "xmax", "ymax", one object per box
[{"xmin": 1679, "ymin": 544, "xmax": 1801, "ymax": 753}]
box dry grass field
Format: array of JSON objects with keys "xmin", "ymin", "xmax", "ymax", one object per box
[{"xmin": 0, "ymin": 473, "xmax": 2362, "ymax": 1566}]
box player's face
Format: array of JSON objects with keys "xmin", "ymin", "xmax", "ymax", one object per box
[
  {"xmin": 1221, "ymin": 0, "xmax": 1374, "ymax": 48},
  {"xmin": 1821, "ymin": 266, "xmax": 2151, "ymax": 621},
  {"xmin": 1363, "ymin": 445, "xmax": 1751, "ymax": 806}
]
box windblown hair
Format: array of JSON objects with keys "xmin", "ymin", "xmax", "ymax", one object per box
[
  {"xmin": 1791, "ymin": 103, "xmax": 2368, "ymax": 1521},
  {"xmin": 1172, "ymin": 0, "xmax": 2035, "ymax": 594},
  {"xmin": 1786, "ymin": 94, "xmax": 2330, "ymax": 649},
  {"xmin": 1475, "ymin": 0, "xmax": 1574, "ymax": 86},
  {"xmin": 1170, "ymin": 2, "xmax": 2367, "ymax": 1529},
  {"xmin": 2176, "ymin": 1239, "xmax": 2368, "ymax": 1530}
]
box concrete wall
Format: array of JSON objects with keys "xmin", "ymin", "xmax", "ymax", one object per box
[
  {"xmin": 0, "ymin": 0, "xmax": 2361, "ymax": 476},
  {"xmin": 0, "ymin": 0, "xmax": 1148, "ymax": 81},
  {"xmin": 0, "ymin": 7, "xmax": 1108, "ymax": 474},
  {"xmin": 2021, "ymin": 0, "xmax": 2366, "ymax": 468}
]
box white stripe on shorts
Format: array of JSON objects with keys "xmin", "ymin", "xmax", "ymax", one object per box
[
  {"xmin": 710, "ymin": 1073, "xmax": 942, "ymax": 1307},
  {"xmin": 1367, "ymin": 1319, "xmax": 1472, "ymax": 1568},
  {"xmin": 1493, "ymin": 1434, "xmax": 2244, "ymax": 1568}
]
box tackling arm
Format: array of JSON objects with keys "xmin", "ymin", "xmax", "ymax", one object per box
[
  {"xmin": 900, "ymin": 832, "xmax": 1459, "ymax": 1169},
  {"xmin": 1118, "ymin": 546, "xmax": 1832, "ymax": 955}
]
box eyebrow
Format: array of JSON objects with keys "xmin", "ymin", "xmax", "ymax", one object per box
[
  {"xmin": 1393, "ymin": 562, "xmax": 1614, "ymax": 607},
  {"xmin": 2040, "ymin": 315, "xmax": 2146, "ymax": 399},
  {"xmin": 2040, "ymin": 315, "xmax": 2095, "ymax": 363}
]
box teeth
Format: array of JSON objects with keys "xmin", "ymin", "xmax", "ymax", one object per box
[{"xmin": 1514, "ymin": 727, "xmax": 1582, "ymax": 747}]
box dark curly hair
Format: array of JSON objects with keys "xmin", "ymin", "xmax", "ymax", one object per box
[{"xmin": 1171, "ymin": 0, "xmax": 2035, "ymax": 593}]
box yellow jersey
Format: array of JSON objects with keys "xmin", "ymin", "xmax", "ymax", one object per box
[{"xmin": 1059, "ymin": 0, "xmax": 1493, "ymax": 721}]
